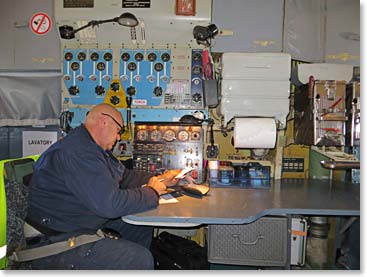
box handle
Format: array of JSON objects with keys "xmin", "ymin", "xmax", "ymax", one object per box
[{"xmin": 232, "ymin": 233, "xmax": 264, "ymax": 245}]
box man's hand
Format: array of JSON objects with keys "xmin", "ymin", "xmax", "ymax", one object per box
[
  {"xmin": 146, "ymin": 176, "xmax": 167, "ymax": 195},
  {"xmin": 157, "ymin": 169, "xmax": 181, "ymax": 187}
]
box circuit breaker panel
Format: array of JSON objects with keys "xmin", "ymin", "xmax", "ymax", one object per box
[
  {"xmin": 55, "ymin": 0, "xmax": 212, "ymax": 158},
  {"xmin": 133, "ymin": 122, "xmax": 204, "ymax": 183}
]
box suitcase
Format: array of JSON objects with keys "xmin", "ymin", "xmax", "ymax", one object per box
[{"xmin": 150, "ymin": 231, "xmax": 209, "ymax": 270}]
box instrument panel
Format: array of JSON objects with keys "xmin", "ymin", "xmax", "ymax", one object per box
[
  {"xmin": 134, "ymin": 125, "xmax": 201, "ymax": 143},
  {"xmin": 133, "ymin": 122, "xmax": 204, "ymax": 182}
]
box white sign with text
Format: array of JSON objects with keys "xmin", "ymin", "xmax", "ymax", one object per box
[{"xmin": 22, "ymin": 131, "xmax": 57, "ymax": 157}]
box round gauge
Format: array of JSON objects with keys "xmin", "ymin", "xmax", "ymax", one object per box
[
  {"xmin": 163, "ymin": 129, "xmax": 176, "ymax": 142},
  {"xmin": 96, "ymin": 62, "xmax": 105, "ymax": 71},
  {"xmin": 121, "ymin": 52, "xmax": 130, "ymax": 61},
  {"xmin": 77, "ymin": 52, "xmax": 86, "ymax": 61},
  {"xmin": 134, "ymin": 52, "xmax": 144, "ymax": 61},
  {"xmin": 192, "ymin": 65, "xmax": 202, "ymax": 74},
  {"xmin": 177, "ymin": 130, "xmax": 189, "ymax": 141},
  {"xmin": 192, "ymin": 52, "xmax": 202, "ymax": 62},
  {"xmin": 161, "ymin": 53, "xmax": 170, "ymax": 62},
  {"xmin": 148, "ymin": 52, "xmax": 157, "ymax": 62},
  {"xmin": 191, "ymin": 131, "xmax": 200, "ymax": 140},
  {"xmin": 128, "ymin": 62, "xmax": 137, "ymax": 71},
  {"xmin": 90, "ymin": 52, "xmax": 99, "ymax": 61},
  {"xmin": 64, "ymin": 52, "xmax": 73, "ymax": 61},
  {"xmin": 150, "ymin": 130, "xmax": 162, "ymax": 141},
  {"xmin": 136, "ymin": 130, "xmax": 147, "ymax": 141},
  {"xmin": 154, "ymin": 62, "xmax": 163, "ymax": 72},
  {"xmin": 70, "ymin": 62, "xmax": 79, "ymax": 71},
  {"xmin": 103, "ymin": 52, "xmax": 112, "ymax": 61}
]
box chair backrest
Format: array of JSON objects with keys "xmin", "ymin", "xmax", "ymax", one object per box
[{"xmin": 0, "ymin": 156, "xmax": 39, "ymax": 270}]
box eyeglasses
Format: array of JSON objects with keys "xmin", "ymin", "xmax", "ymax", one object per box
[{"xmin": 101, "ymin": 113, "xmax": 125, "ymax": 135}]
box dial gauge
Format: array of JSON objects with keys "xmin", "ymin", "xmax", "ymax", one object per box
[
  {"xmin": 177, "ymin": 130, "xmax": 189, "ymax": 141},
  {"xmin": 191, "ymin": 131, "xmax": 201, "ymax": 140},
  {"xmin": 150, "ymin": 129, "xmax": 162, "ymax": 141},
  {"xmin": 136, "ymin": 130, "xmax": 147, "ymax": 141},
  {"xmin": 163, "ymin": 129, "xmax": 176, "ymax": 142}
]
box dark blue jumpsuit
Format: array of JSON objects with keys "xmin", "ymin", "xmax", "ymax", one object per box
[{"xmin": 27, "ymin": 125, "xmax": 159, "ymax": 269}]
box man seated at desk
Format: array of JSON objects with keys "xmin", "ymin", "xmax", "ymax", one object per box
[{"xmin": 26, "ymin": 103, "xmax": 180, "ymax": 270}]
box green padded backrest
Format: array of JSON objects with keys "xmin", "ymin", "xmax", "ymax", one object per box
[{"xmin": 0, "ymin": 155, "xmax": 39, "ymax": 269}]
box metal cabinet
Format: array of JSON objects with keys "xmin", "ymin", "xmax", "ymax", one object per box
[
  {"xmin": 0, "ymin": 0, "xmax": 60, "ymax": 70},
  {"xmin": 211, "ymin": 0, "xmax": 284, "ymax": 53},
  {"xmin": 325, "ymin": 0, "xmax": 360, "ymax": 66}
]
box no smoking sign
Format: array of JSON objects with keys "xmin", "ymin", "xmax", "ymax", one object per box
[{"xmin": 30, "ymin": 12, "xmax": 52, "ymax": 35}]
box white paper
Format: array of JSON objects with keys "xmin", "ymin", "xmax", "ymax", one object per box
[
  {"xmin": 159, "ymin": 194, "xmax": 179, "ymax": 204},
  {"xmin": 234, "ymin": 117, "xmax": 277, "ymax": 148},
  {"xmin": 22, "ymin": 131, "xmax": 57, "ymax": 157},
  {"xmin": 174, "ymin": 167, "xmax": 194, "ymax": 179}
]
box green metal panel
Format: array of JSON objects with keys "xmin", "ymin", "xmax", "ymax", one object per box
[{"xmin": 309, "ymin": 149, "xmax": 331, "ymax": 179}]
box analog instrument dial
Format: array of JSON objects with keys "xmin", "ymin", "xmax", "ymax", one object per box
[
  {"xmin": 136, "ymin": 130, "xmax": 148, "ymax": 141},
  {"xmin": 191, "ymin": 131, "xmax": 201, "ymax": 140},
  {"xmin": 177, "ymin": 130, "xmax": 189, "ymax": 141},
  {"xmin": 150, "ymin": 129, "xmax": 162, "ymax": 141},
  {"xmin": 163, "ymin": 129, "xmax": 176, "ymax": 142}
]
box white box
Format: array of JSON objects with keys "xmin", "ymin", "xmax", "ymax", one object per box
[
  {"xmin": 219, "ymin": 53, "xmax": 291, "ymax": 126},
  {"xmin": 221, "ymin": 53, "xmax": 291, "ymax": 80}
]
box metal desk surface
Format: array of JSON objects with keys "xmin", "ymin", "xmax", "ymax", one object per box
[{"xmin": 122, "ymin": 179, "xmax": 360, "ymax": 227}]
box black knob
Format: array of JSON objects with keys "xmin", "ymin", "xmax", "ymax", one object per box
[
  {"xmin": 77, "ymin": 52, "xmax": 86, "ymax": 61},
  {"xmin": 134, "ymin": 52, "xmax": 144, "ymax": 61},
  {"xmin": 110, "ymin": 82, "xmax": 120, "ymax": 91},
  {"xmin": 127, "ymin": 86, "xmax": 136, "ymax": 96},
  {"xmin": 128, "ymin": 62, "xmax": 137, "ymax": 71},
  {"xmin": 95, "ymin": 85, "xmax": 105, "ymax": 96},
  {"xmin": 103, "ymin": 52, "xmax": 112, "ymax": 61},
  {"xmin": 90, "ymin": 52, "xmax": 99, "ymax": 61},
  {"xmin": 192, "ymin": 93, "xmax": 202, "ymax": 103},
  {"xmin": 64, "ymin": 52, "xmax": 73, "ymax": 61},
  {"xmin": 110, "ymin": 96, "xmax": 120, "ymax": 105},
  {"xmin": 96, "ymin": 62, "xmax": 105, "ymax": 71},
  {"xmin": 161, "ymin": 53, "xmax": 170, "ymax": 62},
  {"xmin": 148, "ymin": 52, "xmax": 157, "ymax": 62},
  {"xmin": 68, "ymin": 86, "xmax": 79, "ymax": 95},
  {"xmin": 154, "ymin": 63, "xmax": 163, "ymax": 72},
  {"xmin": 70, "ymin": 62, "xmax": 79, "ymax": 71},
  {"xmin": 153, "ymin": 86, "xmax": 163, "ymax": 97},
  {"xmin": 121, "ymin": 52, "xmax": 130, "ymax": 61}
]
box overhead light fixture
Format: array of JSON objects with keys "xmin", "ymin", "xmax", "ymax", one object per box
[
  {"xmin": 193, "ymin": 24, "xmax": 219, "ymax": 47},
  {"xmin": 59, "ymin": 12, "xmax": 139, "ymax": 40}
]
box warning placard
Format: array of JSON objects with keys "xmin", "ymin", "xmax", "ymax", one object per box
[{"xmin": 30, "ymin": 12, "xmax": 52, "ymax": 35}]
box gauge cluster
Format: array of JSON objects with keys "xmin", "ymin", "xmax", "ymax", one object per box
[
  {"xmin": 133, "ymin": 122, "xmax": 204, "ymax": 182},
  {"xmin": 134, "ymin": 125, "xmax": 201, "ymax": 143}
]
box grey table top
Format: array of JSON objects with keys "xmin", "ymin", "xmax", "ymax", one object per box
[{"xmin": 122, "ymin": 179, "xmax": 360, "ymax": 227}]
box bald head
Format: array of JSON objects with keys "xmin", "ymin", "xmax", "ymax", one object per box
[
  {"xmin": 84, "ymin": 103, "xmax": 123, "ymax": 150},
  {"xmin": 85, "ymin": 103, "xmax": 122, "ymax": 123}
]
